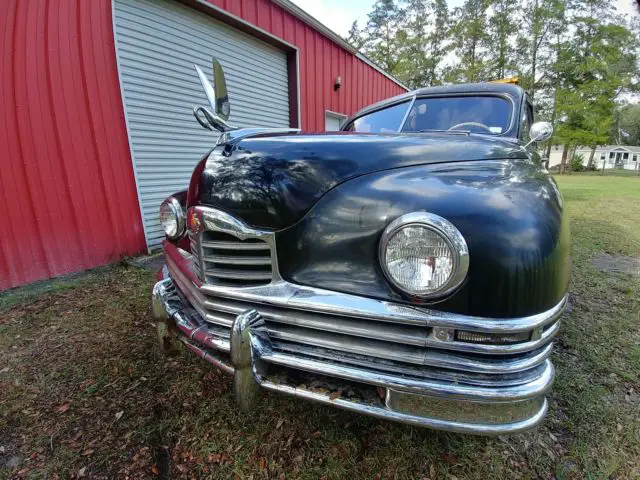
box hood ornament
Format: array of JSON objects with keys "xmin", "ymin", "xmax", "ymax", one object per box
[
  {"xmin": 193, "ymin": 56, "xmax": 300, "ymax": 142},
  {"xmin": 193, "ymin": 58, "xmax": 236, "ymax": 133}
]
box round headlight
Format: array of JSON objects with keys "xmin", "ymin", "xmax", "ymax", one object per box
[
  {"xmin": 379, "ymin": 212, "xmax": 469, "ymax": 298},
  {"xmin": 159, "ymin": 197, "xmax": 185, "ymax": 239}
]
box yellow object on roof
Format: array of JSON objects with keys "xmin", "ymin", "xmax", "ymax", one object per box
[{"xmin": 489, "ymin": 77, "xmax": 520, "ymax": 85}]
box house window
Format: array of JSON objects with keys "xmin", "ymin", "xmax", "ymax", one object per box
[
  {"xmin": 609, "ymin": 152, "xmax": 615, "ymax": 164},
  {"xmin": 633, "ymin": 155, "xmax": 638, "ymax": 162},
  {"xmin": 600, "ymin": 154, "xmax": 605, "ymax": 161},
  {"xmin": 623, "ymin": 152, "xmax": 629, "ymax": 163}
]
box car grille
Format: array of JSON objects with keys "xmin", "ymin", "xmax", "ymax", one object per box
[
  {"xmin": 175, "ymin": 207, "xmax": 559, "ymax": 389},
  {"xmin": 166, "ymin": 253, "xmax": 554, "ymax": 389},
  {"xmin": 190, "ymin": 231, "xmax": 273, "ymax": 287}
]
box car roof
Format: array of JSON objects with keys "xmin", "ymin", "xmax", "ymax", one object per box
[{"xmin": 352, "ymin": 82, "xmax": 525, "ymax": 120}]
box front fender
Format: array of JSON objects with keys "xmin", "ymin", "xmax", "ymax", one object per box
[{"xmin": 275, "ymin": 160, "xmax": 570, "ymax": 318}]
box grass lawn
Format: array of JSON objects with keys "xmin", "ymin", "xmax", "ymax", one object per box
[{"xmin": 1, "ymin": 173, "xmax": 639, "ymax": 479}]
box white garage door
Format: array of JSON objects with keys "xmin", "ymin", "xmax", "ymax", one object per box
[{"xmin": 113, "ymin": 0, "xmax": 290, "ymax": 248}]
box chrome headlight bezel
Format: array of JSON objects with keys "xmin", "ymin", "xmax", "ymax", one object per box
[
  {"xmin": 379, "ymin": 212, "xmax": 469, "ymax": 299},
  {"xmin": 159, "ymin": 196, "xmax": 186, "ymax": 239}
]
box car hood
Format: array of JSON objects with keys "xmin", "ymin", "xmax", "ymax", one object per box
[{"xmin": 196, "ymin": 132, "xmax": 528, "ymax": 229}]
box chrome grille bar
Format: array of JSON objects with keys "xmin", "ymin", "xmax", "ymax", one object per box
[
  {"xmin": 203, "ymin": 254, "xmax": 272, "ymax": 265},
  {"xmin": 201, "ymin": 240, "xmax": 271, "ymax": 250},
  {"xmin": 202, "ymin": 267, "xmax": 272, "ymax": 281},
  {"xmin": 188, "ymin": 207, "xmax": 275, "ymax": 287}
]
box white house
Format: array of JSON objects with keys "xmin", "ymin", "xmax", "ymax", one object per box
[{"xmin": 547, "ymin": 145, "xmax": 640, "ymax": 171}]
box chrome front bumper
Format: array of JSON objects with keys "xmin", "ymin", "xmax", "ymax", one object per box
[{"xmin": 152, "ymin": 265, "xmax": 563, "ymax": 435}]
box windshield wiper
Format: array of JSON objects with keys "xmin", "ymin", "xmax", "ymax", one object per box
[{"xmin": 414, "ymin": 129, "xmax": 471, "ymax": 135}]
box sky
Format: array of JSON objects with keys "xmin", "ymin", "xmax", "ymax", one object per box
[{"xmin": 290, "ymin": 0, "xmax": 639, "ymax": 38}]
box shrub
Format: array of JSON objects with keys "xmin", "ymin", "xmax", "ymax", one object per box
[{"xmin": 571, "ymin": 154, "xmax": 585, "ymax": 172}]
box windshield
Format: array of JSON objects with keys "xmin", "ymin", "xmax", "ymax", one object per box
[
  {"xmin": 346, "ymin": 101, "xmax": 411, "ymax": 133},
  {"xmin": 402, "ymin": 96, "xmax": 512, "ymax": 135}
]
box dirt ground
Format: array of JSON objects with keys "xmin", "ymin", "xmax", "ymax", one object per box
[{"xmin": 1, "ymin": 173, "xmax": 639, "ymax": 479}]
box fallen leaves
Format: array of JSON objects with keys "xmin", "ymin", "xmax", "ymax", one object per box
[
  {"xmin": 329, "ymin": 389, "xmax": 343, "ymax": 401},
  {"xmin": 115, "ymin": 410, "xmax": 124, "ymax": 421},
  {"xmin": 56, "ymin": 403, "xmax": 70, "ymax": 414}
]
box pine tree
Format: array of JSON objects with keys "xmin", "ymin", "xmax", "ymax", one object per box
[
  {"xmin": 486, "ymin": 0, "xmax": 517, "ymax": 79},
  {"xmin": 363, "ymin": 0, "xmax": 406, "ymax": 74},
  {"xmin": 515, "ymin": 0, "xmax": 565, "ymax": 101},
  {"xmin": 346, "ymin": 21, "xmax": 366, "ymax": 50},
  {"xmin": 399, "ymin": 0, "xmax": 449, "ymax": 88},
  {"xmin": 447, "ymin": 0, "xmax": 490, "ymax": 83}
]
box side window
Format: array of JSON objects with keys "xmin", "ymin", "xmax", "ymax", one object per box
[
  {"xmin": 346, "ymin": 101, "xmax": 410, "ymax": 133},
  {"xmin": 520, "ymin": 101, "xmax": 534, "ymax": 141}
]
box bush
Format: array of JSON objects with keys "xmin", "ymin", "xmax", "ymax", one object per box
[
  {"xmin": 571, "ymin": 154, "xmax": 585, "ymax": 172},
  {"xmin": 585, "ymin": 163, "xmax": 599, "ymax": 171}
]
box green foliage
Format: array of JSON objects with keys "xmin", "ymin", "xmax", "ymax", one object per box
[
  {"xmin": 571, "ymin": 153, "xmax": 585, "ymax": 172},
  {"xmin": 346, "ymin": 0, "xmax": 640, "ymax": 148},
  {"xmin": 446, "ymin": 0, "xmax": 490, "ymax": 83},
  {"xmin": 619, "ymin": 104, "xmax": 640, "ymax": 146}
]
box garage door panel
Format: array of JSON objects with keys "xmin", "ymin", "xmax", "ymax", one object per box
[
  {"xmin": 116, "ymin": 42, "xmax": 290, "ymax": 88},
  {"xmin": 120, "ymin": 79, "xmax": 289, "ymax": 111},
  {"xmin": 113, "ymin": 0, "xmax": 290, "ymax": 248}
]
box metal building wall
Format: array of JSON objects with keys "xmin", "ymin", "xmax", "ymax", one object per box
[
  {"xmin": 0, "ymin": 0, "xmax": 146, "ymax": 290},
  {"xmin": 203, "ymin": 0, "xmax": 407, "ymax": 131},
  {"xmin": 0, "ymin": 0, "xmax": 405, "ymax": 290},
  {"xmin": 113, "ymin": 0, "xmax": 291, "ymax": 248}
]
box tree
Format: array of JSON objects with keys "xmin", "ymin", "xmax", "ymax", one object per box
[
  {"xmin": 346, "ymin": 21, "xmax": 366, "ymax": 50},
  {"xmin": 486, "ymin": 0, "xmax": 517, "ymax": 79},
  {"xmin": 446, "ymin": 0, "xmax": 490, "ymax": 83},
  {"xmin": 515, "ymin": 0, "xmax": 565, "ymax": 101},
  {"xmin": 619, "ymin": 104, "xmax": 640, "ymax": 146},
  {"xmin": 549, "ymin": 0, "xmax": 638, "ymax": 172},
  {"xmin": 398, "ymin": 0, "xmax": 449, "ymax": 88},
  {"xmin": 362, "ymin": 0, "xmax": 406, "ymax": 74}
]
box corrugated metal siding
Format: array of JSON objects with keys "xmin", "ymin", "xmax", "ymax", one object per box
[
  {"xmin": 113, "ymin": 0, "xmax": 290, "ymax": 247},
  {"xmin": 203, "ymin": 0, "xmax": 407, "ymax": 131},
  {"xmin": 0, "ymin": 0, "xmax": 145, "ymax": 291},
  {"xmin": 0, "ymin": 0, "xmax": 405, "ymax": 290}
]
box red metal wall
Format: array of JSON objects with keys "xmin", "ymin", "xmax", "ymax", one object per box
[
  {"xmin": 0, "ymin": 0, "xmax": 404, "ymax": 290},
  {"xmin": 204, "ymin": 0, "xmax": 407, "ymax": 131},
  {"xmin": 0, "ymin": 0, "xmax": 146, "ymax": 290}
]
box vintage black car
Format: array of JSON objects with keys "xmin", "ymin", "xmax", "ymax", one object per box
[{"xmin": 152, "ymin": 58, "xmax": 569, "ymax": 435}]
